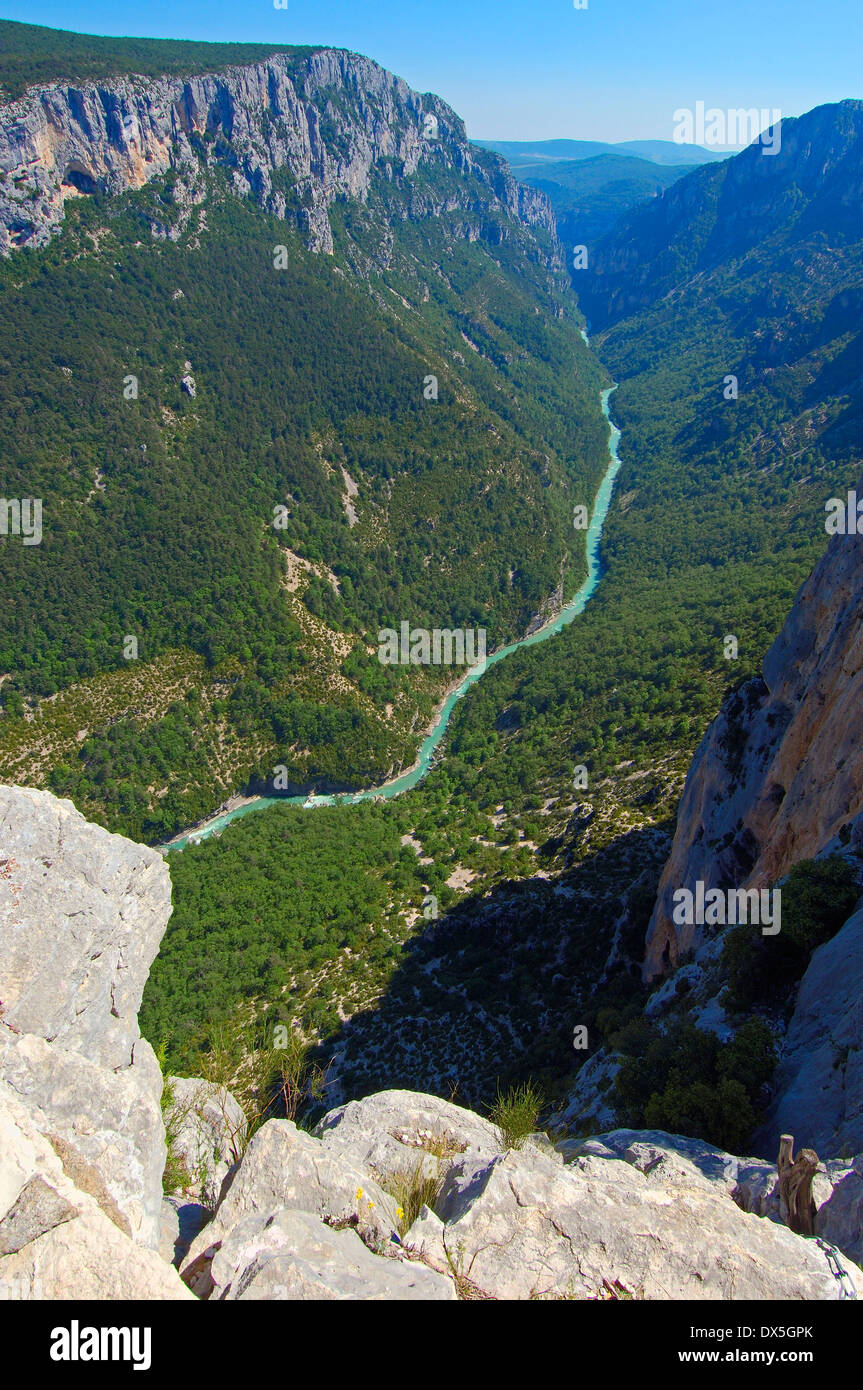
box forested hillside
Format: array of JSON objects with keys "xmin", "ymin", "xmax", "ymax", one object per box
[
  {"xmin": 0, "ymin": 30, "xmax": 608, "ymax": 841},
  {"xmin": 0, "ymin": 18, "xmax": 307, "ymax": 99},
  {"xmin": 505, "ymin": 153, "xmax": 694, "ymax": 245}
]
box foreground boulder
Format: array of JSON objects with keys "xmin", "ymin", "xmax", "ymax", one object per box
[
  {"xmin": 208, "ymin": 1209, "xmax": 454, "ymax": 1300},
  {"xmin": 0, "ymin": 1080, "xmax": 192, "ymax": 1300},
  {"xmin": 314, "ymin": 1088, "xmax": 504, "ymax": 1176},
  {"xmin": 582, "ymin": 1129, "xmax": 863, "ymax": 1275},
  {"xmin": 179, "ymin": 1088, "xmax": 862, "ymax": 1300},
  {"xmin": 181, "ymin": 1117, "xmax": 408, "ymax": 1298},
  {"xmin": 406, "ymin": 1139, "xmax": 863, "ymax": 1300},
  {"xmin": 0, "ymin": 787, "xmax": 172, "ymax": 1250}
]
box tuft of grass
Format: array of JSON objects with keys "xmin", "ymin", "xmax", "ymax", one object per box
[
  {"xmin": 378, "ymin": 1158, "xmax": 446, "ymax": 1238},
  {"xmin": 489, "ymin": 1080, "xmax": 544, "ymax": 1151},
  {"xmin": 158, "ymin": 1062, "xmax": 194, "ymax": 1196}
]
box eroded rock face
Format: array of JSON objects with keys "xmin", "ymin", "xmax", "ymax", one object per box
[
  {"xmin": 755, "ymin": 905, "xmax": 863, "ymax": 1160},
  {"xmin": 406, "ymin": 1142, "xmax": 863, "ymax": 1301},
  {"xmin": 0, "ymin": 786, "xmax": 172, "ymax": 1249},
  {"xmin": 645, "ymin": 525, "xmax": 863, "ymax": 979},
  {"xmin": 0, "ymin": 49, "xmax": 555, "ymax": 257},
  {"xmin": 0, "ymin": 1080, "xmax": 191, "ymax": 1300}
]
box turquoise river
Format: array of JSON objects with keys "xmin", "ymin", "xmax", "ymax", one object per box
[{"xmin": 166, "ymin": 385, "xmax": 622, "ymax": 851}]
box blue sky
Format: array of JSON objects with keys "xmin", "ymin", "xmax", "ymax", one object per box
[{"xmin": 2, "ymin": 0, "xmax": 860, "ymax": 141}]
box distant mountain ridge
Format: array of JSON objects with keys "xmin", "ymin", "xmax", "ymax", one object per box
[
  {"xmin": 476, "ymin": 138, "xmax": 726, "ymax": 168},
  {"xmin": 579, "ymin": 99, "xmax": 863, "ymax": 332},
  {"xmin": 513, "ymin": 153, "xmax": 694, "ymax": 246}
]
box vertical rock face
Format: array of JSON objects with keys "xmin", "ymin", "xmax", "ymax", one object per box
[
  {"xmin": 645, "ymin": 523, "xmax": 863, "ymax": 980},
  {"xmin": 0, "ymin": 786, "xmax": 172, "ymax": 1249},
  {"xmin": 0, "ymin": 49, "xmax": 556, "ymax": 256},
  {"xmin": 0, "ymin": 785, "xmax": 171, "ymax": 1066},
  {"xmin": 755, "ymin": 903, "xmax": 863, "ymax": 1159}
]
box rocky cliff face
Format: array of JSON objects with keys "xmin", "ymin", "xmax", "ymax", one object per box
[
  {"xmin": 0, "ymin": 785, "xmax": 172, "ymax": 1257},
  {"xmin": 0, "ymin": 48, "xmax": 555, "ymax": 257},
  {"xmin": 580, "ymin": 99, "xmax": 863, "ymax": 332},
  {"xmin": 645, "ymin": 521, "xmax": 863, "ymax": 979}
]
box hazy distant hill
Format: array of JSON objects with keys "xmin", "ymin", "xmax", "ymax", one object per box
[
  {"xmin": 477, "ymin": 137, "xmax": 726, "ymax": 168},
  {"xmin": 515, "ymin": 153, "xmax": 694, "ymax": 246}
]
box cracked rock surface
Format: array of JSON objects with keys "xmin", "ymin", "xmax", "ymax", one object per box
[{"xmin": 0, "ymin": 785, "xmax": 171, "ymax": 1249}]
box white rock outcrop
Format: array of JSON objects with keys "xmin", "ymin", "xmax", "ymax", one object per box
[
  {"xmin": 406, "ymin": 1139, "xmax": 863, "ymax": 1300},
  {"xmin": 580, "ymin": 1129, "xmax": 863, "ymax": 1275},
  {"xmin": 314, "ymin": 1087, "xmax": 503, "ymax": 1176},
  {"xmin": 207, "ymin": 1208, "xmax": 454, "ymax": 1300},
  {"xmin": 180, "ymin": 1116, "xmax": 405, "ymax": 1298},
  {"xmin": 0, "ymin": 785, "xmax": 172, "ymax": 1250},
  {"xmin": 0, "ymin": 1079, "xmax": 191, "ymax": 1299},
  {"xmin": 180, "ymin": 1089, "xmax": 863, "ymax": 1301}
]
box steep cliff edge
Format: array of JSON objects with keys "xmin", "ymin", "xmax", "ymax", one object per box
[
  {"xmin": 645, "ymin": 520, "xmax": 863, "ymax": 980},
  {"xmin": 0, "ymin": 785, "xmax": 172, "ymax": 1257},
  {"xmin": 0, "ymin": 47, "xmax": 554, "ymax": 257}
]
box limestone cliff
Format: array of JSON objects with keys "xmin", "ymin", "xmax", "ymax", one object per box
[
  {"xmin": 645, "ymin": 521, "xmax": 863, "ymax": 980},
  {"xmin": 0, "ymin": 48, "xmax": 555, "ymax": 257},
  {"xmin": 0, "ymin": 785, "xmax": 172, "ymax": 1255}
]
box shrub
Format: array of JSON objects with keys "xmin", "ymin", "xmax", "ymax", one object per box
[
  {"xmin": 644, "ymin": 1076, "xmax": 756, "ymax": 1155},
  {"xmin": 614, "ymin": 1017, "xmax": 777, "ymax": 1152},
  {"xmin": 780, "ymin": 856, "xmax": 859, "ymax": 955},
  {"xmin": 721, "ymin": 856, "xmax": 860, "ymax": 1013},
  {"xmin": 489, "ymin": 1080, "xmax": 544, "ymax": 1151}
]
